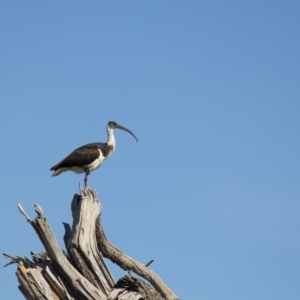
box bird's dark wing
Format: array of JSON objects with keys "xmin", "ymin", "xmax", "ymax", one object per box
[{"xmin": 50, "ymin": 143, "xmax": 102, "ymax": 170}]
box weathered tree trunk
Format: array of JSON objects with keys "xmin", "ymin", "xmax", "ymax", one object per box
[{"xmin": 3, "ymin": 187, "xmax": 180, "ymax": 300}]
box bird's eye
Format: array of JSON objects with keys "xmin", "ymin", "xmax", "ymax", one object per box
[{"xmin": 108, "ymin": 121, "xmax": 117, "ymax": 128}]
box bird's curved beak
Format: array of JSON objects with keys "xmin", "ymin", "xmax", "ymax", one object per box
[{"xmin": 116, "ymin": 124, "xmax": 139, "ymax": 142}]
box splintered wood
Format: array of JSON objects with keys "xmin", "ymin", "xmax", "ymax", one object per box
[{"xmin": 3, "ymin": 187, "xmax": 179, "ymax": 300}]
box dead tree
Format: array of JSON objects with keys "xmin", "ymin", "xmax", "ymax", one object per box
[{"xmin": 3, "ymin": 187, "xmax": 179, "ymax": 300}]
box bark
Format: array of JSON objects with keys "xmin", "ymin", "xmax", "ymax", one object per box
[{"xmin": 3, "ymin": 187, "xmax": 180, "ymax": 300}]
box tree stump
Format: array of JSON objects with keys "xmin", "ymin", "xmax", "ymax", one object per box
[{"xmin": 3, "ymin": 187, "xmax": 180, "ymax": 300}]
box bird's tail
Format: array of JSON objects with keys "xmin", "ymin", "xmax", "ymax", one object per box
[{"xmin": 51, "ymin": 168, "xmax": 64, "ymax": 176}]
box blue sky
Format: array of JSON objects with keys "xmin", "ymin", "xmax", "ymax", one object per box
[{"xmin": 0, "ymin": 1, "xmax": 299, "ymax": 299}]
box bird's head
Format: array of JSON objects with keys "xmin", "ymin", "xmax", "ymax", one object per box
[{"xmin": 107, "ymin": 121, "xmax": 138, "ymax": 142}]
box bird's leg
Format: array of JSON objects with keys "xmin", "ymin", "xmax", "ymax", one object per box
[{"xmin": 84, "ymin": 169, "xmax": 90, "ymax": 189}]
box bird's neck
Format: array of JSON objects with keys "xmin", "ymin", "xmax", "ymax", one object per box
[{"xmin": 107, "ymin": 127, "xmax": 116, "ymax": 149}]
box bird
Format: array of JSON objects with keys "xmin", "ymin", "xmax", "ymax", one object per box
[{"xmin": 50, "ymin": 121, "xmax": 138, "ymax": 187}]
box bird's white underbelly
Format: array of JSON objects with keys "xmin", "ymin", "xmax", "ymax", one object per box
[
  {"xmin": 86, "ymin": 149, "xmax": 106, "ymax": 171},
  {"xmin": 54, "ymin": 149, "xmax": 106, "ymax": 175},
  {"xmin": 68, "ymin": 149, "xmax": 105, "ymax": 174}
]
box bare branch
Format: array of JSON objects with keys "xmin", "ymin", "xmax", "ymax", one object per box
[
  {"xmin": 94, "ymin": 206, "xmax": 179, "ymax": 299},
  {"xmin": 19, "ymin": 202, "xmax": 108, "ymax": 300},
  {"xmin": 3, "ymin": 186, "xmax": 180, "ymax": 300},
  {"xmin": 68, "ymin": 188, "xmax": 115, "ymax": 294}
]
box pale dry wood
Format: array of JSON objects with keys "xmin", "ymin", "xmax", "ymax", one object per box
[
  {"xmin": 17, "ymin": 261, "xmax": 59, "ymax": 300},
  {"xmin": 42, "ymin": 263, "xmax": 75, "ymax": 299},
  {"xmin": 108, "ymin": 275, "xmax": 164, "ymax": 300},
  {"xmin": 72, "ymin": 187, "xmax": 178, "ymax": 299},
  {"xmin": 67, "ymin": 187, "xmax": 164, "ymax": 299},
  {"xmin": 4, "ymin": 254, "xmax": 76, "ymax": 300},
  {"xmin": 95, "ymin": 220, "xmax": 179, "ymax": 300},
  {"xmin": 67, "ymin": 187, "xmax": 114, "ymax": 294},
  {"xmin": 3, "ymin": 187, "xmax": 179, "ymax": 300},
  {"xmin": 17, "ymin": 203, "xmax": 108, "ymax": 300}
]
